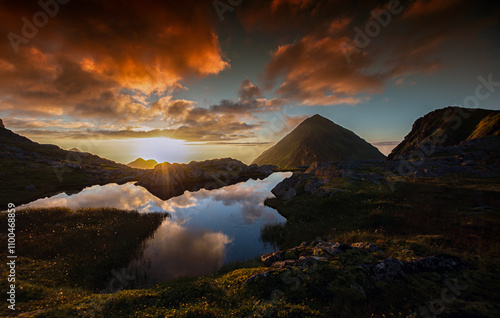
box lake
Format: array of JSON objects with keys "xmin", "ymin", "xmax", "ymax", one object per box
[{"xmin": 19, "ymin": 172, "xmax": 292, "ymax": 288}]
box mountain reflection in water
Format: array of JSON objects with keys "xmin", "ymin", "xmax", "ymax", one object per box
[{"xmin": 20, "ymin": 172, "xmax": 292, "ymax": 287}]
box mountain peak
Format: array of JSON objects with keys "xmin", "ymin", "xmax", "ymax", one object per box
[
  {"xmin": 127, "ymin": 158, "xmax": 158, "ymax": 169},
  {"xmin": 302, "ymin": 114, "xmax": 330, "ymax": 124},
  {"xmin": 252, "ymin": 114, "xmax": 385, "ymax": 169}
]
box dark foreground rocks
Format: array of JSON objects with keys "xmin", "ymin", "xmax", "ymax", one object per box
[
  {"xmin": 246, "ymin": 240, "xmax": 466, "ymax": 288},
  {"xmin": 271, "ymin": 136, "xmax": 500, "ymax": 200}
]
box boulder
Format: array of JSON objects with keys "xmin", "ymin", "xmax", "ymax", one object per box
[{"xmin": 362, "ymin": 254, "xmax": 465, "ymax": 281}]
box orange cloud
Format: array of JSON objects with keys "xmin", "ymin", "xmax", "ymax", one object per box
[
  {"xmin": 403, "ymin": 0, "xmax": 459, "ymax": 18},
  {"xmin": 0, "ymin": 0, "xmax": 229, "ymax": 120},
  {"xmin": 247, "ymin": 0, "xmax": 497, "ymax": 106},
  {"xmin": 263, "ymin": 35, "xmax": 381, "ymax": 105}
]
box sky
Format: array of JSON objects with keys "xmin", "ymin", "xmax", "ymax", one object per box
[{"xmin": 0, "ymin": 0, "xmax": 499, "ymax": 164}]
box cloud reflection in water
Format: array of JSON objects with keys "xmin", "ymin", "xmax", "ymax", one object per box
[{"xmin": 20, "ymin": 172, "xmax": 292, "ymax": 286}]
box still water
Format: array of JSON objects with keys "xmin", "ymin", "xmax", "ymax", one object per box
[{"xmin": 20, "ymin": 172, "xmax": 291, "ymax": 287}]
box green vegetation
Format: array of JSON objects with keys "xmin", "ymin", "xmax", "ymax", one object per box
[
  {"xmin": 252, "ymin": 114, "xmax": 385, "ymax": 169},
  {"xmin": 2, "ymin": 176, "xmax": 498, "ymax": 317},
  {"xmin": 0, "ymin": 208, "xmax": 167, "ymax": 317}
]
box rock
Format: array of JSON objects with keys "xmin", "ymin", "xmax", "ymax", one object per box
[
  {"xmin": 244, "ymin": 270, "xmax": 279, "ymax": 286},
  {"xmin": 305, "ymin": 161, "xmax": 320, "ymax": 173},
  {"xmin": 299, "ymin": 256, "xmax": 327, "ymax": 263},
  {"xmin": 362, "ymin": 254, "xmax": 465, "ymax": 282},
  {"xmin": 271, "ymin": 174, "xmax": 300, "ymax": 199},
  {"xmin": 261, "ymin": 251, "xmax": 285, "ymax": 267},
  {"xmin": 461, "ymin": 160, "xmax": 476, "ymax": 166},
  {"xmin": 271, "ymin": 260, "xmax": 300, "ymax": 268},
  {"xmin": 351, "ymin": 242, "xmax": 381, "ymax": 253},
  {"xmin": 283, "ymin": 188, "xmax": 297, "ymax": 201},
  {"xmin": 257, "ymin": 165, "xmax": 277, "ymax": 175},
  {"xmin": 0, "ymin": 118, "xmax": 4, "ymax": 128}
]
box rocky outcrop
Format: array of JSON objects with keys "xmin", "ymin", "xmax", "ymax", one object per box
[
  {"xmin": 362, "ymin": 254, "xmax": 465, "ymax": 282},
  {"xmin": 271, "ymin": 160, "xmax": 384, "ymax": 200},
  {"xmin": 388, "ymin": 107, "xmax": 500, "ymax": 160},
  {"xmin": 260, "ymin": 241, "xmax": 357, "ymax": 267},
  {"xmin": 385, "ymin": 136, "xmax": 500, "ymax": 179},
  {"xmin": 246, "ymin": 240, "xmax": 465, "ymax": 286},
  {"xmin": 0, "ymin": 118, "xmax": 4, "ymax": 129},
  {"xmin": 271, "ymin": 134, "xmax": 500, "ymax": 201},
  {"xmin": 137, "ymin": 158, "xmax": 277, "ymax": 200}
]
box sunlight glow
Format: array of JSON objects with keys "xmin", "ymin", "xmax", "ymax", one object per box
[{"xmin": 132, "ymin": 137, "xmax": 190, "ymax": 163}]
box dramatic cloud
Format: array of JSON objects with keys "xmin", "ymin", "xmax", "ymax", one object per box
[
  {"xmin": 0, "ymin": 0, "xmax": 498, "ymax": 148},
  {"xmin": 209, "ymin": 79, "xmax": 286, "ymax": 116},
  {"xmin": 242, "ymin": 0, "xmax": 499, "ymax": 106},
  {"xmin": 0, "ymin": 0, "xmax": 228, "ymax": 121}
]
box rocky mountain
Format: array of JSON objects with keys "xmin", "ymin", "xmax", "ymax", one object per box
[
  {"xmin": 127, "ymin": 158, "xmax": 159, "ymax": 169},
  {"xmin": 0, "ymin": 121, "xmax": 142, "ymax": 206},
  {"xmin": 137, "ymin": 158, "xmax": 276, "ymax": 200},
  {"xmin": 252, "ymin": 114, "xmax": 385, "ymax": 169},
  {"xmin": 388, "ymin": 106, "xmax": 500, "ymax": 160}
]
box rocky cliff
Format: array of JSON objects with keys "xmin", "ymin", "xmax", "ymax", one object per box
[{"xmin": 388, "ymin": 106, "xmax": 500, "ymax": 160}]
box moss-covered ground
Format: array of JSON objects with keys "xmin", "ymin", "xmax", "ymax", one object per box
[{"xmin": 1, "ymin": 176, "xmax": 499, "ymax": 317}]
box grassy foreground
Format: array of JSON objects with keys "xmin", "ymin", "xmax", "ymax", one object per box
[
  {"xmin": 0, "ymin": 208, "xmax": 167, "ymax": 317},
  {"xmin": 1, "ymin": 176, "xmax": 499, "ymax": 317}
]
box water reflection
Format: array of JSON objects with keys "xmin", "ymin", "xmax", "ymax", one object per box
[
  {"xmin": 21, "ymin": 172, "xmax": 292, "ymax": 287},
  {"xmin": 126, "ymin": 220, "xmax": 232, "ymax": 285}
]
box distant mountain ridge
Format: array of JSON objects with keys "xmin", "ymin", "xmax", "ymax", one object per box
[
  {"xmin": 252, "ymin": 114, "xmax": 385, "ymax": 169},
  {"xmin": 0, "ymin": 120, "xmax": 142, "ymax": 206},
  {"xmin": 388, "ymin": 107, "xmax": 500, "ymax": 160},
  {"xmin": 127, "ymin": 158, "xmax": 158, "ymax": 169}
]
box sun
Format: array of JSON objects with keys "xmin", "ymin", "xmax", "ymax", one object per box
[{"xmin": 132, "ymin": 137, "xmax": 191, "ymax": 164}]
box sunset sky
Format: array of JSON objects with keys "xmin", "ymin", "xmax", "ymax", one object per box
[{"xmin": 0, "ymin": 0, "xmax": 499, "ymax": 164}]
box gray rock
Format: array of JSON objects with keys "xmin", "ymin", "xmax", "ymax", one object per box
[
  {"xmin": 282, "ymin": 188, "xmax": 297, "ymax": 201},
  {"xmin": 261, "ymin": 251, "xmax": 285, "ymax": 267},
  {"xmin": 461, "ymin": 160, "xmax": 476, "ymax": 166},
  {"xmin": 351, "ymin": 242, "xmax": 381, "ymax": 253},
  {"xmin": 362, "ymin": 254, "xmax": 465, "ymax": 281}
]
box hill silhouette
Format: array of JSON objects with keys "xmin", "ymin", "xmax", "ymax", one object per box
[
  {"xmin": 252, "ymin": 114, "xmax": 385, "ymax": 169},
  {"xmin": 127, "ymin": 158, "xmax": 159, "ymax": 169},
  {"xmin": 0, "ymin": 120, "xmax": 141, "ymax": 206}
]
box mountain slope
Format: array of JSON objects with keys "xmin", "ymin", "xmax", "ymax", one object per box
[
  {"xmin": 127, "ymin": 158, "xmax": 158, "ymax": 169},
  {"xmin": 388, "ymin": 107, "xmax": 500, "ymax": 160},
  {"xmin": 252, "ymin": 114, "xmax": 385, "ymax": 169},
  {"xmin": 0, "ymin": 121, "xmax": 142, "ymax": 206}
]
